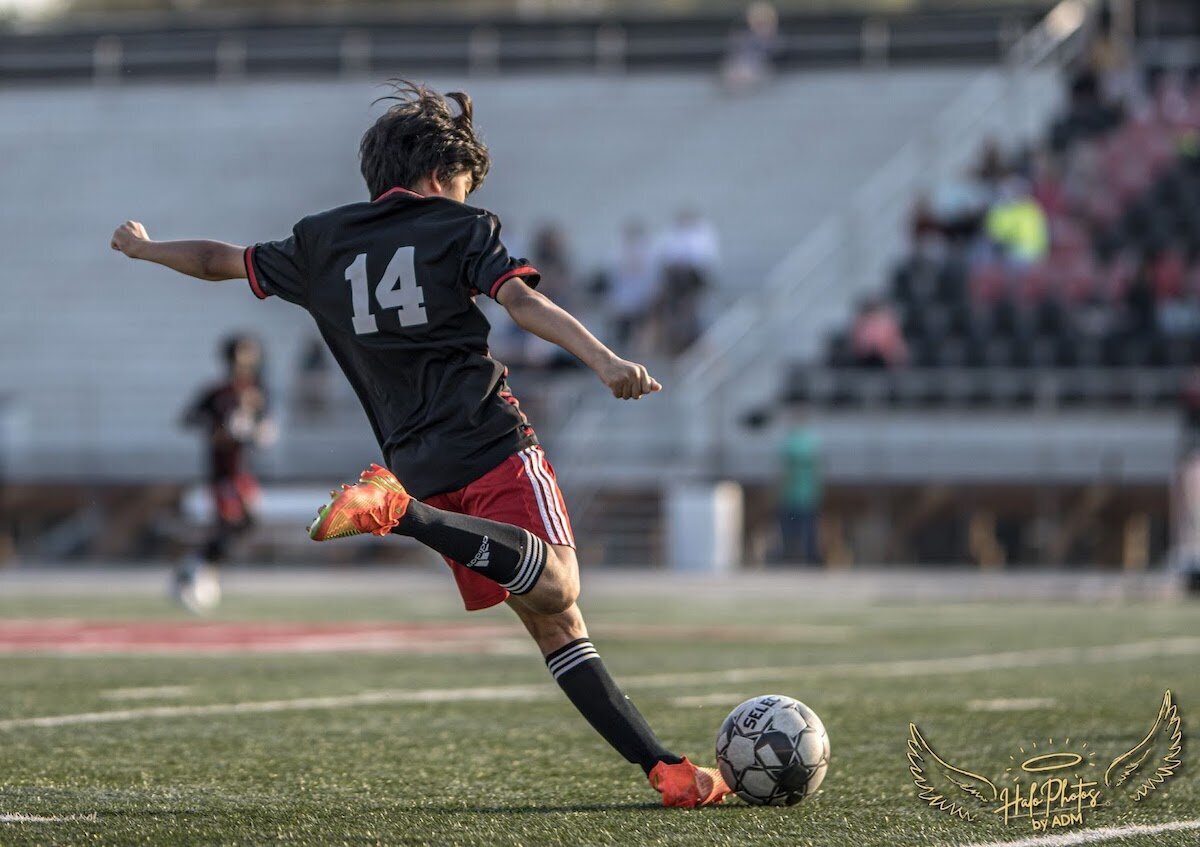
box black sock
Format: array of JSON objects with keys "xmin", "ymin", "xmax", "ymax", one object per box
[
  {"xmin": 545, "ymin": 638, "xmax": 681, "ymax": 775},
  {"xmin": 394, "ymin": 501, "xmax": 547, "ymax": 595}
]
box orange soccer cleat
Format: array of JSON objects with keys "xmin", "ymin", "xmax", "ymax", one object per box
[
  {"xmin": 307, "ymin": 464, "xmax": 411, "ymax": 541},
  {"xmin": 648, "ymin": 757, "xmax": 732, "ymax": 808}
]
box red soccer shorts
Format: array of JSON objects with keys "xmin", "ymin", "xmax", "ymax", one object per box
[
  {"xmin": 211, "ymin": 472, "xmax": 259, "ymax": 525},
  {"xmin": 423, "ymin": 445, "xmax": 575, "ymax": 611}
]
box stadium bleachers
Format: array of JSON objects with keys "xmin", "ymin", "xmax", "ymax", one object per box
[
  {"xmin": 0, "ymin": 70, "xmax": 979, "ymax": 480},
  {"xmin": 794, "ymin": 61, "xmax": 1200, "ymax": 409}
]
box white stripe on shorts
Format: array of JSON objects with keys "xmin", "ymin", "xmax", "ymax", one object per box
[
  {"xmin": 533, "ymin": 448, "xmax": 574, "ymax": 546},
  {"xmin": 522, "ymin": 447, "xmax": 572, "ymax": 546},
  {"xmin": 519, "ymin": 448, "xmax": 566, "ymax": 545}
]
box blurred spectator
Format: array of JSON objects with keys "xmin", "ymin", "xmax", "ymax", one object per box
[
  {"xmin": 984, "ymin": 177, "xmax": 1049, "ymax": 266},
  {"xmin": 1175, "ymin": 369, "xmax": 1200, "ymax": 591},
  {"xmin": 777, "ymin": 412, "xmax": 822, "ymax": 565},
  {"xmin": 910, "ymin": 193, "xmax": 947, "ymax": 261},
  {"xmin": 1158, "ymin": 296, "xmax": 1200, "ymax": 339},
  {"xmin": 929, "ymin": 178, "xmax": 990, "ymax": 245},
  {"xmin": 609, "ymin": 220, "xmax": 659, "ymax": 350},
  {"xmin": 974, "ymin": 138, "xmax": 1010, "ymax": 196},
  {"xmin": 1073, "ymin": 294, "xmax": 1115, "ymax": 341},
  {"xmin": 657, "ymin": 209, "xmax": 719, "ymax": 355},
  {"xmin": 658, "ymin": 208, "xmax": 720, "ymax": 275},
  {"xmin": 849, "ymin": 298, "xmax": 908, "ymax": 368},
  {"xmin": 531, "ymin": 223, "xmax": 573, "ymax": 307},
  {"xmin": 294, "ymin": 336, "xmax": 331, "ymax": 420},
  {"xmin": 1122, "ymin": 259, "xmax": 1157, "ymax": 338},
  {"xmin": 722, "ymin": 2, "xmax": 782, "ymax": 93},
  {"xmin": 1030, "ymin": 147, "xmax": 1068, "ymax": 218},
  {"xmin": 525, "ymin": 223, "xmax": 577, "ymax": 370}
]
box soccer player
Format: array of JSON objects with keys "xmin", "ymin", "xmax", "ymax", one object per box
[
  {"xmin": 110, "ymin": 81, "xmax": 729, "ymax": 807},
  {"xmin": 176, "ymin": 333, "xmax": 275, "ymax": 611}
]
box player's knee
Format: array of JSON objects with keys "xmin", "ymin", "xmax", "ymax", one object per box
[
  {"xmin": 540, "ymin": 545, "xmax": 579, "ymax": 612},
  {"xmin": 521, "ymin": 602, "xmax": 586, "ymax": 650},
  {"xmin": 522, "ymin": 578, "xmax": 576, "ymax": 616},
  {"xmin": 511, "ymin": 543, "xmax": 578, "ymax": 614},
  {"xmin": 547, "ymin": 580, "xmax": 579, "ymax": 615}
]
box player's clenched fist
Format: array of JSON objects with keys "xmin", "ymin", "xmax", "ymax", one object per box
[
  {"xmin": 111, "ymin": 220, "xmax": 150, "ymax": 258},
  {"xmin": 600, "ymin": 357, "xmax": 662, "ymax": 400}
]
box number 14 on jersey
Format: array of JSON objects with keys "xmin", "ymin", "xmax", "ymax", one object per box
[{"xmin": 345, "ymin": 247, "xmax": 428, "ymax": 334}]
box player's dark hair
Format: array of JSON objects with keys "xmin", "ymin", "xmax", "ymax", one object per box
[
  {"xmin": 359, "ymin": 80, "xmax": 490, "ymax": 200},
  {"xmin": 221, "ymin": 333, "xmax": 263, "ymax": 378}
]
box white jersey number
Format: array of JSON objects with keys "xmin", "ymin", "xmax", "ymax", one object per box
[{"xmin": 344, "ymin": 247, "xmax": 427, "ymax": 334}]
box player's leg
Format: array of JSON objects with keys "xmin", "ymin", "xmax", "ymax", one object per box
[
  {"xmin": 307, "ymin": 457, "xmax": 729, "ymax": 805},
  {"xmin": 505, "ymin": 591, "xmax": 679, "ymax": 773},
  {"xmin": 180, "ymin": 472, "xmax": 255, "ymax": 611},
  {"xmin": 308, "ymin": 461, "xmax": 577, "ymax": 614},
  {"xmin": 174, "ymin": 479, "xmax": 237, "ymax": 612},
  {"xmin": 506, "ymin": 585, "xmax": 730, "ymax": 806},
  {"xmin": 394, "ymin": 497, "xmax": 578, "ymax": 614}
]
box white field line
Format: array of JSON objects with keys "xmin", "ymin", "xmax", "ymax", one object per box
[
  {"xmin": 0, "ymin": 685, "xmax": 550, "ymax": 730},
  {"xmin": 956, "ymin": 816, "xmax": 1200, "ymax": 847},
  {"xmin": 625, "ymin": 636, "xmax": 1200, "ymax": 689},
  {"xmin": 0, "ymin": 813, "xmax": 97, "ymax": 823},
  {"xmin": 100, "ymin": 686, "xmax": 192, "ymax": 701},
  {"xmin": 2, "ymin": 636, "xmax": 1197, "ymax": 732},
  {"xmin": 967, "ymin": 697, "xmax": 1058, "ymax": 712},
  {"xmin": 670, "ymin": 693, "xmax": 748, "ymax": 707}
]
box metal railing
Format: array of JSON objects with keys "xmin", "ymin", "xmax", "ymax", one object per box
[{"xmin": 0, "ymin": 9, "xmax": 1041, "ymax": 83}]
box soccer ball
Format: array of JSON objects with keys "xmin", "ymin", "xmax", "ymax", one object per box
[{"xmin": 715, "ymin": 694, "xmax": 830, "ymax": 806}]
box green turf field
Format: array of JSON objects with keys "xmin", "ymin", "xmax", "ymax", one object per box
[{"xmin": 0, "ymin": 572, "xmax": 1197, "ymax": 846}]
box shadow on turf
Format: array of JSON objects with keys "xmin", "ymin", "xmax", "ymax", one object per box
[{"xmin": 419, "ymin": 802, "xmax": 747, "ymax": 815}]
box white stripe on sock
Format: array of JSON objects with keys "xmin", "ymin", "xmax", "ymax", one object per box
[
  {"xmin": 550, "ymin": 649, "xmax": 600, "ymax": 678},
  {"xmin": 499, "ymin": 531, "xmax": 537, "ymax": 592},
  {"xmin": 547, "ymin": 640, "xmax": 596, "ymax": 675},
  {"xmin": 507, "ymin": 535, "xmax": 545, "ymax": 595},
  {"xmin": 546, "ymin": 642, "xmax": 593, "ymax": 673}
]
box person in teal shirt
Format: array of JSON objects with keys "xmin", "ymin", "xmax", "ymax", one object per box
[{"xmin": 779, "ymin": 418, "xmax": 822, "ymax": 564}]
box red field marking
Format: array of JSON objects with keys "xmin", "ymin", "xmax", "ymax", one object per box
[{"xmin": 0, "ymin": 619, "xmax": 522, "ymax": 655}]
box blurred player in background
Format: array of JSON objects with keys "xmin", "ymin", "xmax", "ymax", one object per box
[
  {"xmin": 111, "ymin": 81, "xmax": 729, "ymax": 807},
  {"xmin": 177, "ymin": 333, "xmax": 276, "ymax": 611}
]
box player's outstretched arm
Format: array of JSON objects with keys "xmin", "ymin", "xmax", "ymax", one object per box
[
  {"xmin": 498, "ymin": 279, "xmax": 662, "ymax": 400},
  {"xmin": 110, "ymin": 221, "xmax": 247, "ymax": 282}
]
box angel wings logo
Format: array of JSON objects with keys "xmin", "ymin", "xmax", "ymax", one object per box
[{"xmin": 907, "ymin": 690, "xmax": 1183, "ymax": 833}]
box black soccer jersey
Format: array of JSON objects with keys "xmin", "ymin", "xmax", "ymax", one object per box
[
  {"xmin": 182, "ymin": 378, "xmax": 269, "ymax": 482},
  {"xmin": 244, "ymin": 187, "xmax": 540, "ymax": 499}
]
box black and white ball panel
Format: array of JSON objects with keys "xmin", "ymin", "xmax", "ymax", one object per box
[{"xmin": 715, "ymin": 694, "xmax": 830, "ymax": 806}]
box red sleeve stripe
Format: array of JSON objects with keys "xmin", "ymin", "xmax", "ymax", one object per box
[
  {"xmin": 489, "ymin": 265, "xmax": 538, "ymax": 299},
  {"xmin": 244, "ymin": 246, "xmax": 268, "ymax": 300}
]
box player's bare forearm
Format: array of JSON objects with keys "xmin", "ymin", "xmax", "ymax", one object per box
[
  {"xmin": 497, "ymin": 279, "xmax": 662, "ymax": 400},
  {"xmin": 110, "ymin": 221, "xmax": 246, "ymax": 282}
]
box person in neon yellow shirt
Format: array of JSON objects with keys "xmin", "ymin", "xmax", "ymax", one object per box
[{"xmin": 985, "ymin": 177, "xmax": 1049, "ymax": 265}]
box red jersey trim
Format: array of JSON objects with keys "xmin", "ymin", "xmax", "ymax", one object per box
[
  {"xmin": 489, "ymin": 265, "xmax": 539, "ymax": 299},
  {"xmin": 244, "ymin": 246, "xmax": 269, "ymax": 300},
  {"xmin": 374, "ymin": 186, "xmax": 425, "ymax": 202}
]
